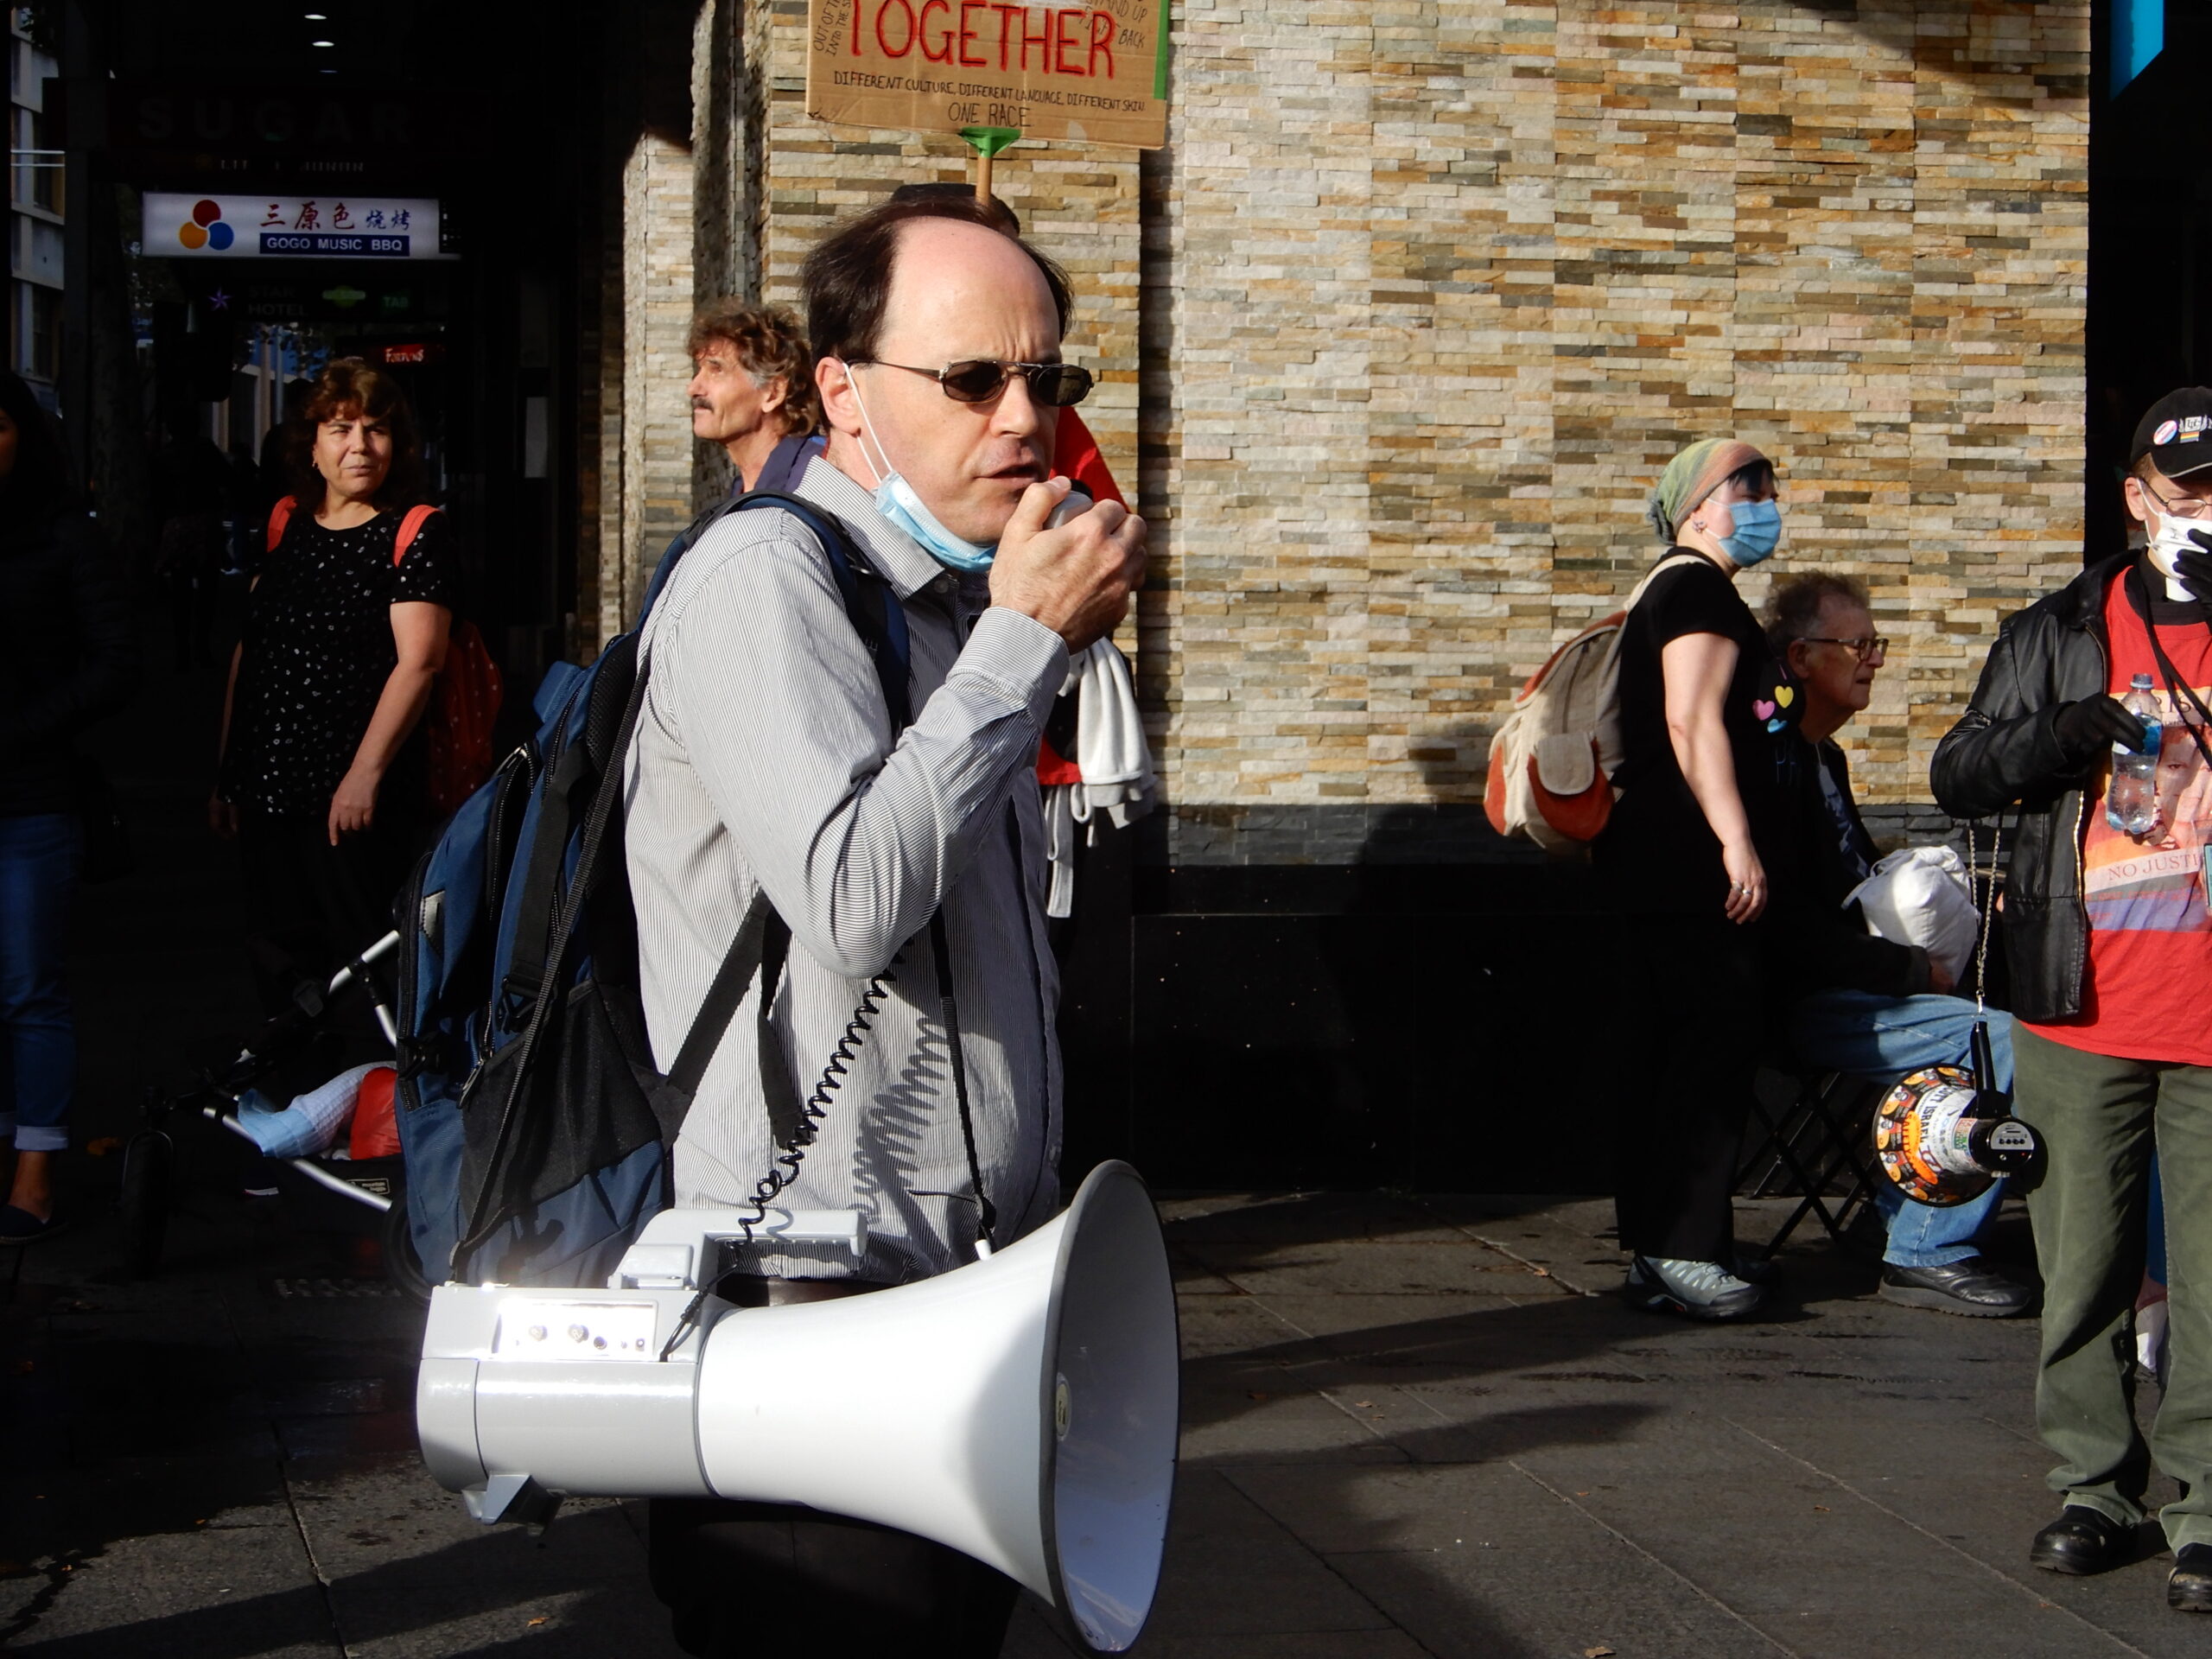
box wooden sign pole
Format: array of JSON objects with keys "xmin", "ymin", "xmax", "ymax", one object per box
[{"xmin": 960, "ymin": 126, "xmax": 1021, "ymax": 204}]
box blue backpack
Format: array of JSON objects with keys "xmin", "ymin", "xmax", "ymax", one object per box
[{"xmin": 391, "ymin": 492, "xmax": 912, "ymax": 1287}]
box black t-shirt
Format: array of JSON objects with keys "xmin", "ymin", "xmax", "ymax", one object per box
[
  {"xmin": 1595, "ymin": 551, "xmax": 1802, "ymax": 912},
  {"xmin": 224, "ymin": 506, "xmax": 459, "ymax": 818}
]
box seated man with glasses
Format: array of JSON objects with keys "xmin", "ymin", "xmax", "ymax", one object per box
[
  {"xmin": 625, "ymin": 193, "xmax": 1145, "ymax": 1656},
  {"xmin": 1764, "ymin": 573, "xmax": 2033, "ymax": 1317}
]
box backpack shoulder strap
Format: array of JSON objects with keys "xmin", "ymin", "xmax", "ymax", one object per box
[
  {"xmin": 729, "ymin": 489, "xmax": 913, "ymax": 731},
  {"xmin": 632, "ymin": 489, "xmax": 912, "ymax": 731},
  {"xmin": 641, "ymin": 492, "xmax": 916, "ymax": 1120},
  {"xmin": 633, "ymin": 494, "xmax": 751, "ymax": 626},
  {"xmin": 1620, "ymin": 550, "xmax": 1709, "ymax": 617},
  {"xmin": 664, "ymin": 890, "xmax": 789, "ymax": 1103},
  {"xmin": 265, "ymin": 495, "xmax": 297, "ymax": 554},
  {"xmin": 392, "ymin": 503, "xmax": 440, "ymax": 566}
]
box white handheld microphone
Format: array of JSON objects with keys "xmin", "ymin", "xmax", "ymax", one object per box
[{"xmin": 1045, "ymin": 480, "xmax": 1094, "ymax": 530}]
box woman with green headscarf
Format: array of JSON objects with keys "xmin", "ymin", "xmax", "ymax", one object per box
[{"xmin": 1595, "ymin": 436, "xmax": 1796, "ymax": 1323}]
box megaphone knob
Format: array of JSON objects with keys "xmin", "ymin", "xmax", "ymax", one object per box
[{"xmin": 1967, "ymin": 1115, "xmax": 2040, "ymax": 1173}]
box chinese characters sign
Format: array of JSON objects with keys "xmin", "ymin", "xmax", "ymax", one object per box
[
  {"xmin": 806, "ymin": 0, "xmax": 1168, "ymax": 149},
  {"xmin": 143, "ymin": 194, "xmax": 449, "ymax": 260}
]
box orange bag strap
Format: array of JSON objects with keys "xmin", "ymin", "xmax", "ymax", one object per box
[
  {"xmin": 265, "ymin": 494, "xmax": 296, "ymax": 553},
  {"xmin": 393, "ymin": 503, "xmax": 440, "ymax": 566}
]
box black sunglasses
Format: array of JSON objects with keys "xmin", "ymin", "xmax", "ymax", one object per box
[{"xmin": 868, "ymin": 358, "xmax": 1094, "ymax": 408}]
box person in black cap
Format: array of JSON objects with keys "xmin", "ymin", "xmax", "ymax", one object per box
[{"xmin": 1934, "ymin": 385, "xmax": 2212, "ymax": 1611}]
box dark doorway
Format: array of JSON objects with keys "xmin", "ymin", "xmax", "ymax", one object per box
[{"xmin": 2088, "ymin": 0, "xmax": 2211, "ymax": 563}]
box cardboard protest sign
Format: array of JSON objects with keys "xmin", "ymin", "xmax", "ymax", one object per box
[{"xmin": 807, "ymin": 0, "xmax": 1169, "ymax": 150}]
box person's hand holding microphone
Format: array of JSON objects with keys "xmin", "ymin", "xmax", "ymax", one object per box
[{"xmin": 990, "ymin": 476, "xmax": 1147, "ymax": 652}]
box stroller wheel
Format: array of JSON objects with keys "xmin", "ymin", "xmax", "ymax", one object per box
[
  {"xmin": 382, "ymin": 1189, "xmax": 433, "ymax": 1306},
  {"xmin": 118, "ymin": 1130, "xmax": 175, "ymax": 1280}
]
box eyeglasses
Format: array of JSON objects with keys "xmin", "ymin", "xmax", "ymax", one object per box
[
  {"xmin": 2140, "ymin": 474, "xmax": 2212, "ymax": 522},
  {"xmin": 1798, "ymin": 635, "xmax": 1890, "ymax": 662},
  {"xmin": 866, "ymin": 358, "xmax": 1094, "ymax": 408}
]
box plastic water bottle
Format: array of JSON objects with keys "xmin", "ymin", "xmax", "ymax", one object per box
[{"xmin": 2107, "ymin": 673, "xmax": 2164, "ymax": 834}]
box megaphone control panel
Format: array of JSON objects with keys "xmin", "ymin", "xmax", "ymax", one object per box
[
  {"xmin": 419, "ymin": 1207, "xmax": 875, "ymax": 1514},
  {"xmin": 494, "ymin": 1303, "xmax": 658, "ymax": 1357}
]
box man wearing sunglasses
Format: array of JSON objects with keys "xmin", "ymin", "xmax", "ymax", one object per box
[
  {"xmin": 1935, "ymin": 388, "xmax": 2212, "ymax": 1611},
  {"xmin": 625, "ymin": 194, "xmax": 1145, "ymax": 1656},
  {"xmin": 1763, "ymin": 573, "xmax": 2031, "ymax": 1317}
]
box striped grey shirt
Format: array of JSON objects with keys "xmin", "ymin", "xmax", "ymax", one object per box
[{"xmin": 622, "ymin": 455, "xmax": 1069, "ymax": 1282}]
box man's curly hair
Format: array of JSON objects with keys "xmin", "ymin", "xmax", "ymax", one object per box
[{"xmin": 687, "ymin": 300, "xmax": 818, "ymax": 437}]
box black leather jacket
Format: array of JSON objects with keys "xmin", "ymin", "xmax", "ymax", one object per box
[{"xmin": 1929, "ymin": 555, "xmax": 2127, "ymax": 1023}]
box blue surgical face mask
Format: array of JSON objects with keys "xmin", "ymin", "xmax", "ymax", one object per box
[
  {"xmin": 1718, "ymin": 499, "xmax": 1783, "ymax": 567},
  {"xmin": 848, "ymin": 369, "xmax": 997, "ymax": 572}
]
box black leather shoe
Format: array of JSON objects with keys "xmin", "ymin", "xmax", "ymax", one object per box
[
  {"xmin": 2031, "ymin": 1506, "xmax": 2133, "ymax": 1575},
  {"xmin": 1879, "ymin": 1258, "xmax": 2033, "ymax": 1318},
  {"xmin": 2171, "ymin": 1544, "xmax": 2212, "ymax": 1611}
]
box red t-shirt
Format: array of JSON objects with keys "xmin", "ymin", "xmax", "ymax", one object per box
[{"xmin": 2023, "ymin": 571, "xmax": 2212, "ymax": 1065}]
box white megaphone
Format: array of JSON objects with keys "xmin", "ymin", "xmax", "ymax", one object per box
[{"xmin": 416, "ymin": 1160, "xmax": 1180, "ymax": 1655}]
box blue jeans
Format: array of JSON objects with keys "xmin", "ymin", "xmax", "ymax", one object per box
[
  {"xmin": 0, "ymin": 813, "xmax": 79, "ymax": 1154},
  {"xmin": 1787, "ymin": 989, "xmax": 2014, "ymax": 1268}
]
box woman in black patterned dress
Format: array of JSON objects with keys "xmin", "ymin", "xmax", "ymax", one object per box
[{"xmin": 213, "ymin": 359, "xmax": 456, "ymax": 1004}]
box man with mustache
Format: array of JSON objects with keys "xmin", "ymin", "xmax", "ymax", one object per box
[
  {"xmin": 685, "ymin": 298, "xmax": 818, "ymax": 493},
  {"xmin": 626, "ymin": 194, "xmax": 1146, "ymax": 1655}
]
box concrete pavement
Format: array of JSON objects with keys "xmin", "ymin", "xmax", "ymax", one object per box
[{"xmin": 2, "ymin": 1165, "xmax": 2192, "ymax": 1657}]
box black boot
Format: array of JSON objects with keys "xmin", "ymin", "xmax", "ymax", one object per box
[
  {"xmin": 2031, "ymin": 1506, "xmax": 2133, "ymax": 1575},
  {"xmin": 2170, "ymin": 1543, "xmax": 2212, "ymax": 1611}
]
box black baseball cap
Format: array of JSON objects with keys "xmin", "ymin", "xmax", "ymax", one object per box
[{"xmin": 2131, "ymin": 388, "xmax": 2212, "ymax": 479}]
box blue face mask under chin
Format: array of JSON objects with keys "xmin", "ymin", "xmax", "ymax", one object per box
[
  {"xmin": 849, "ymin": 371, "xmax": 998, "ymax": 572},
  {"xmin": 1717, "ymin": 499, "xmax": 1783, "ymax": 567}
]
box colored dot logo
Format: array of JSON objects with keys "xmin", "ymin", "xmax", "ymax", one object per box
[{"xmin": 177, "ymin": 200, "xmax": 235, "ymax": 252}]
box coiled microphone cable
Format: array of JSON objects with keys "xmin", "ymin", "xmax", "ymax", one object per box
[{"xmin": 658, "ymin": 957, "xmax": 900, "ymax": 1362}]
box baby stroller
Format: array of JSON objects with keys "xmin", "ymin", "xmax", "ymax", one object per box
[{"xmin": 119, "ymin": 930, "xmax": 432, "ymax": 1301}]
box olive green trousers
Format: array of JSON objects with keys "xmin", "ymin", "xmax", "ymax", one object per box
[{"xmin": 2017, "ymin": 1026, "xmax": 2212, "ymax": 1547}]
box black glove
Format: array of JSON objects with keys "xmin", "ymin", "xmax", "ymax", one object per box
[
  {"xmin": 2054, "ymin": 694, "xmax": 2152, "ymax": 765},
  {"xmin": 2175, "ymin": 539, "xmax": 2212, "ymax": 606}
]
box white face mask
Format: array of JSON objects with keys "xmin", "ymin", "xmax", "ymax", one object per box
[
  {"xmin": 2148, "ymin": 510, "xmax": 2209, "ymax": 601},
  {"xmin": 846, "ymin": 368, "xmax": 997, "ymax": 572}
]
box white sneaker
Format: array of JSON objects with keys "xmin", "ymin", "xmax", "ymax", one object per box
[{"xmin": 1624, "ymin": 1253, "xmax": 1766, "ymax": 1321}]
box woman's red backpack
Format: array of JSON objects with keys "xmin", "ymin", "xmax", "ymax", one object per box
[{"xmin": 266, "ymin": 496, "xmax": 504, "ymax": 818}]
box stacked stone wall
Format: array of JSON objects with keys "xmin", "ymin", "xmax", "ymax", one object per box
[
  {"xmin": 613, "ymin": 133, "xmax": 701, "ymax": 635},
  {"xmin": 1144, "ymin": 0, "xmax": 2086, "ymax": 826},
  {"xmin": 594, "ymin": 0, "xmax": 2089, "ymax": 836}
]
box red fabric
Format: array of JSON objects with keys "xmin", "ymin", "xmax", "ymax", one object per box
[
  {"xmin": 1529, "ymin": 747, "xmax": 1613, "ymax": 842},
  {"xmin": 265, "ymin": 494, "xmax": 296, "ymax": 552},
  {"xmin": 2023, "ymin": 572, "xmax": 2212, "ymax": 1065},
  {"xmin": 1037, "ymin": 410, "xmax": 1128, "ymax": 785},
  {"xmin": 391, "ymin": 503, "xmax": 438, "ymax": 564},
  {"xmin": 392, "ymin": 506, "xmax": 504, "ymax": 817},
  {"xmin": 427, "ymin": 620, "xmax": 504, "ymax": 817},
  {"xmin": 348, "ymin": 1066, "xmax": 402, "ymax": 1160},
  {"xmin": 1051, "ymin": 408, "xmax": 1125, "ymax": 509},
  {"xmin": 1037, "ymin": 734, "xmax": 1083, "ymax": 786}
]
